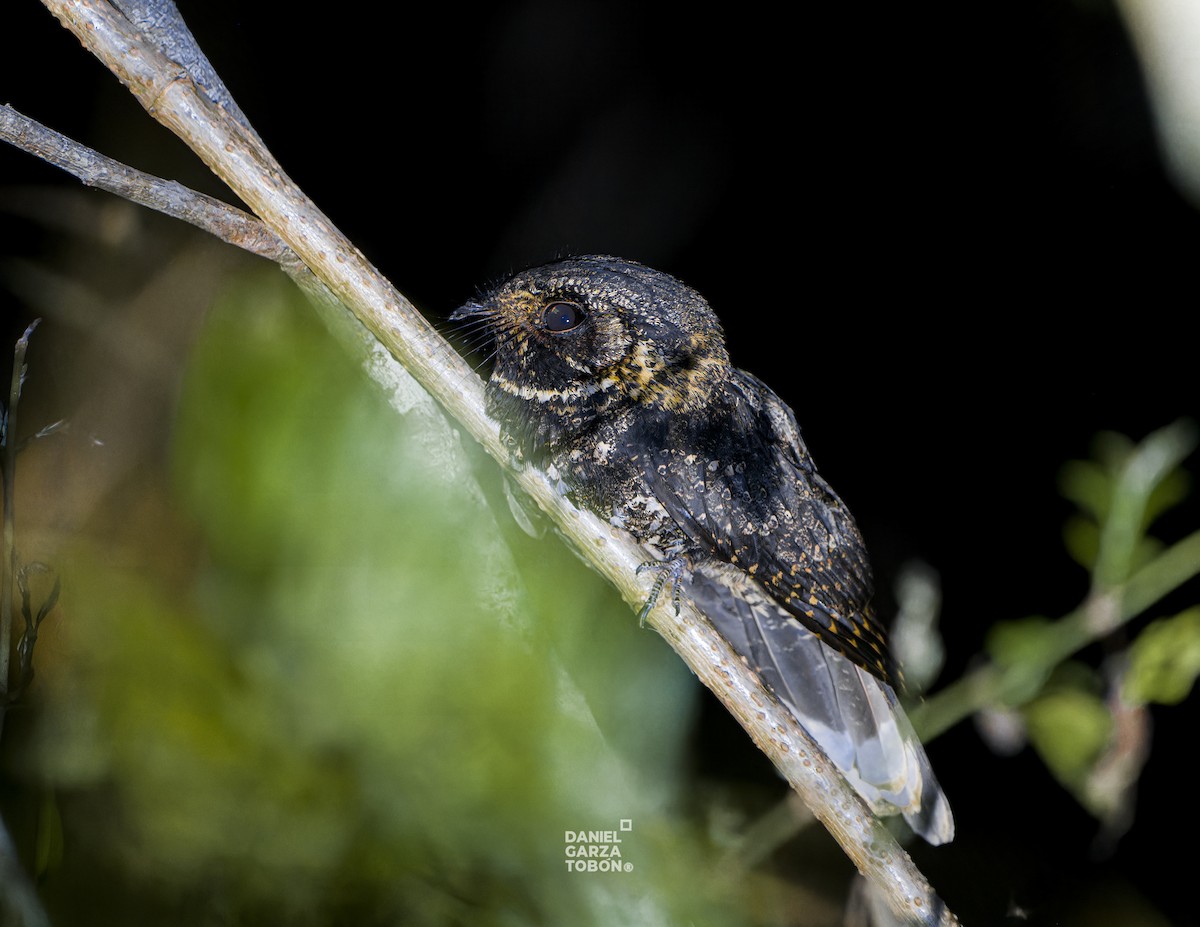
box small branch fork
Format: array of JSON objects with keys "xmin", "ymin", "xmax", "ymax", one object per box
[{"xmin": 3, "ymin": 2, "xmax": 956, "ymax": 921}]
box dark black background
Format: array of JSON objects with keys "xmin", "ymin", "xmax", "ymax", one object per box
[{"xmin": 3, "ymin": 3, "xmax": 1198, "ymax": 925}]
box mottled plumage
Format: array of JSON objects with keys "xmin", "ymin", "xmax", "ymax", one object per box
[{"xmin": 451, "ymin": 255, "xmax": 953, "ymax": 844}]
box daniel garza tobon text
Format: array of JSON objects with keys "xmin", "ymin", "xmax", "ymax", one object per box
[{"xmin": 563, "ymin": 830, "xmax": 633, "ymax": 873}]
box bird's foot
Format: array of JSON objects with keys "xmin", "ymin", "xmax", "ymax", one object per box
[{"xmin": 636, "ymin": 558, "xmax": 687, "ymax": 628}]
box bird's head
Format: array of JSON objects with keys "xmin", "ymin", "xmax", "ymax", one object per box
[{"xmin": 451, "ymin": 256, "xmax": 730, "ymax": 438}]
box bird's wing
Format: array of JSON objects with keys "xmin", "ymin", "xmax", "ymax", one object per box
[
  {"xmin": 688, "ymin": 560, "xmax": 954, "ymax": 844},
  {"xmin": 639, "ymin": 369, "xmax": 894, "ymax": 684},
  {"xmin": 635, "ymin": 370, "xmax": 953, "ymax": 844}
]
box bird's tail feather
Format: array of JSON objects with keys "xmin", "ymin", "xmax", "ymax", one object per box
[{"xmin": 689, "ymin": 563, "xmax": 954, "ymax": 845}]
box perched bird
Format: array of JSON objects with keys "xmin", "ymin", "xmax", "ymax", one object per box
[{"xmin": 451, "ymin": 255, "xmax": 953, "ymax": 844}]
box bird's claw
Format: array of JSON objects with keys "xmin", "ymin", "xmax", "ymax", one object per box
[{"xmin": 636, "ymin": 558, "xmax": 686, "ymax": 628}]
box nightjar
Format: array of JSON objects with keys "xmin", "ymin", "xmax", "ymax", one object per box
[{"xmin": 451, "ymin": 255, "xmax": 953, "ymax": 844}]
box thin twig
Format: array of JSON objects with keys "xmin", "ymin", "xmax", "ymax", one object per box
[
  {"xmin": 0, "ymin": 104, "xmax": 285, "ymax": 260},
  {"xmin": 912, "ymin": 421, "xmax": 1199, "ymax": 744},
  {"xmin": 21, "ymin": 2, "xmax": 955, "ymax": 920},
  {"xmin": 912, "ymin": 526, "xmax": 1200, "ymax": 742},
  {"xmin": 0, "ymin": 320, "xmax": 40, "ymax": 719},
  {"xmin": 0, "ymin": 101, "xmax": 352, "ymax": 347}
]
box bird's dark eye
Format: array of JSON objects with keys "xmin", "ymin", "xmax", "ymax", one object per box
[{"xmin": 542, "ymin": 301, "xmax": 585, "ymax": 333}]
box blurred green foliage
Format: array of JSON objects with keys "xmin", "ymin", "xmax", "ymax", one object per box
[
  {"xmin": 1125, "ymin": 607, "xmax": 1200, "ymax": 706},
  {"xmin": 1023, "ymin": 678, "xmax": 1113, "ymax": 796},
  {"xmin": 984, "ymin": 616, "xmax": 1061, "ymax": 706},
  {"xmin": 970, "ymin": 422, "xmax": 1199, "ymax": 827},
  {"xmin": 11, "ymin": 273, "xmax": 763, "ymax": 926},
  {"xmin": 1060, "ymin": 430, "xmax": 1192, "ymax": 585}
]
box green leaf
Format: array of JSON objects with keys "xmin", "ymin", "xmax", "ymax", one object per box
[
  {"xmin": 1062, "ymin": 514, "xmax": 1100, "ymax": 571},
  {"xmin": 34, "ymin": 791, "xmax": 64, "ymax": 878},
  {"xmin": 1024, "ymin": 687, "xmax": 1113, "ymax": 793},
  {"xmin": 1059, "ymin": 459, "xmax": 1113, "ymax": 524},
  {"xmin": 1092, "ymin": 431, "xmax": 1137, "ymax": 475},
  {"xmin": 1125, "ymin": 608, "xmax": 1200, "ymax": 706},
  {"xmin": 1059, "ymin": 423, "xmax": 1195, "ymax": 585}
]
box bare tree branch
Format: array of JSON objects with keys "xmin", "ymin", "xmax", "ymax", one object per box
[
  {"xmin": 0, "ymin": 104, "xmax": 284, "ymax": 260},
  {"xmin": 107, "ymin": 0, "xmax": 259, "ymax": 138},
  {"xmin": 10, "ymin": 1, "xmax": 956, "ymax": 920}
]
